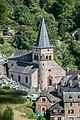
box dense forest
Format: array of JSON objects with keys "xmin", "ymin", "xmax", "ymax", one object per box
[{"xmin": 0, "ymin": 0, "xmax": 80, "ymax": 70}]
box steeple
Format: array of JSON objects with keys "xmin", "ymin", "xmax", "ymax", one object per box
[{"xmin": 35, "ymin": 18, "xmax": 52, "ymax": 48}]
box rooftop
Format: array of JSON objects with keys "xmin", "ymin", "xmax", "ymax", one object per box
[{"xmin": 34, "ymin": 18, "xmax": 53, "ymax": 48}]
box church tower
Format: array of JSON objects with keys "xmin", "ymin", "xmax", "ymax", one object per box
[{"xmin": 32, "ymin": 18, "xmax": 66, "ymax": 91}]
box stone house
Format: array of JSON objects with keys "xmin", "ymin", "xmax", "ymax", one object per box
[
  {"xmin": 49, "ymin": 101, "xmax": 64, "ymax": 120},
  {"xmin": 63, "ymin": 92, "xmax": 80, "ymax": 120},
  {"xmin": 46, "ymin": 92, "xmax": 80, "ymax": 120},
  {"xmin": 57, "ymin": 74, "xmax": 80, "ymax": 97},
  {"xmin": 36, "ymin": 91, "xmax": 61, "ymax": 114},
  {"xmin": 7, "ymin": 18, "xmax": 66, "ymax": 91}
]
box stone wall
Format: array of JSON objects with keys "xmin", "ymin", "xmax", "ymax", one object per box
[{"xmin": 64, "ymin": 102, "xmax": 80, "ymax": 120}]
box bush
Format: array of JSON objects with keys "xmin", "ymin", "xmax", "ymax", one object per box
[
  {"xmin": 26, "ymin": 112, "xmax": 37, "ymax": 119},
  {"xmin": 0, "ymin": 95, "xmax": 27, "ymax": 104},
  {"xmin": 2, "ymin": 107, "xmax": 14, "ymax": 120},
  {"xmin": 2, "ymin": 86, "xmax": 11, "ymax": 90},
  {"xmin": 0, "ymin": 89, "xmax": 28, "ymax": 96}
]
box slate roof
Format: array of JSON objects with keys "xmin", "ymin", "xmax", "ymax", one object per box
[
  {"xmin": 9, "ymin": 50, "xmax": 28, "ymax": 58},
  {"xmin": 36, "ymin": 91, "xmax": 61, "ymax": 103},
  {"xmin": 9, "ymin": 62, "xmax": 38, "ymax": 74},
  {"xmin": 63, "ymin": 92, "xmax": 80, "ymax": 102},
  {"xmin": 34, "ymin": 18, "xmax": 53, "ymax": 48},
  {"xmin": 49, "ymin": 101, "xmax": 64, "ymax": 110}
]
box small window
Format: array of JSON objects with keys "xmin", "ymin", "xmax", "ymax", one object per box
[
  {"xmin": 48, "ymin": 69, "xmax": 51, "ymax": 72},
  {"xmin": 11, "ymin": 64, "xmax": 13, "ymax": 67},
  {"xmin": 58, "ymin": 117, "xmax": 61, "ymax": 120},
  {"xmin": 42, "ymin": 107, "xmax": 46, "ymax": 112},
  {"xmin": 34, "ymin": 55, "xmax": 36, "ymax": 60},
  {"xmin": 36, "ymin": 49, "xmax": 37, "ymax": 51},
  {"xmin": 68, "ymin": 117, "xmax": 74, "ymax": 120},
  {"xmin": 47, "ymin": 49, "xmax": 49, "ymax": 51},
  {"xmin": 42, "ymin": 98, "xmax": 46, "ymax": 102},
  {"xmin": 68, "ymin": 110, "xmax": 74, "ymax": 114},
  {"xmin": 78, "ymin": 95, "xmax": 80, "ymax": 98},
  {"xmin": 48, "ymin": 79, "xmax": 52, "ymax": 86},
  {"xmin": 18, "ymin": 75, "xmax": 20, "ymax": 82},
  {"xmin": 26, "ymin": 76, "xmax": 28, "ymax": 83},
  {"xmin": 70, "ymin": 103, "xmax": 72, "ymax": 106},
  {"xmin": 37, "ymin": 55, "xmax": 38, "ymax": 60},
  {"xmin": 43, "ymin": 64, "xmax": 44, "ymax": 66},
  {"xmin": 69, "ymin": 95, "xmax": 72, "ymax": 99},
  {"xmin": 49, "ymin": 55, "xmax": 51, "ymax": 60},
  {"xmin": 46, "ymin": 56, "xmax": 48, "ymax": 59}
]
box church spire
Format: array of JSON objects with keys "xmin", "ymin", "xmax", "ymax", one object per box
[{"xmin": 35, "ymin": 18, "xmax": 51, "ymax": 48}]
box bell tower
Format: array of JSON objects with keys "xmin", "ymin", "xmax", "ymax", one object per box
[
  {"xmin": 32, "ymin": 18, "xmax": 54, "ymax": 90},
  {"xmin": 32, "ymin": 18, "xmax": 54, "ymax": 64}
]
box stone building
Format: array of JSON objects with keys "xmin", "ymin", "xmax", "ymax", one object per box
[
  {"xmin": 8, "ymin": 18, "xmax": 66, "ymax": 91},
  {"xmin": 36, "ymin": 91, "xmax": 61, "ymax": 114},
  {"xmin": 57, "ymin": 74, "xmax": 80, "ymax": 97},
  {"xmin": 63, "ymin": 92, "xmax": 80, "ymax": 120}
]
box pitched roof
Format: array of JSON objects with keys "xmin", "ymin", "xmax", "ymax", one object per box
[
  {"xmin": 36, "ymin": 91, "xmax": 61, "ymax": 103},
  {"xmin": 9, "ymin": 62, "xmax": 38, "ymax": 74},
  {"xmin": 49, "ymin": 101, "xmax": 64, "ymax": 110},
  {"xmin": 63, "ymin": 92, "xmax": 80, "ymax": 102},
  {"xmin": 9, "ymin": 50, "xmax": 30, "ymax": 59},
  {"xmin": 34, "ymin": 18, "xmax": 53, "ymax": 48}
]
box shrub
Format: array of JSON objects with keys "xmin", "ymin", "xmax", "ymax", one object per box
[
  {"xmin": 0, "ymin": 95, "xmax": 27, "ymax": 104},
  {"xmin": 26, "ymin": 112, "xmax": 37, "ymax": 119},
  {"xmin": 0, "ymin": 89, "xmax": 28, "ymax": 96},
  {"xmin": 2, "ymin": 86, "xmax": 11, "ymax": 90},
  {"xmin": 2, "ymin": 107, "xmax": 14, "ymax": 120}
]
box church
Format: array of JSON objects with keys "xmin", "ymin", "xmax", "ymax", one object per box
[{"xmin": 7, "ymin": 18, "xmax": 66, "ymax": 91}]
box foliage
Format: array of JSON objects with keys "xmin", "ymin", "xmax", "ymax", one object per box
[
  {"xmin": 0, "ymin": 37, "xmax": 4, "ymax": 44},
  {"xmin": 0, "ymin": 95, "xmax": 27, "ymax": 104},
  {"xmin": 2, "ymin": 86, "xmax": 11, "ymax": 90},
  {"xmin": 37, "ymin": 116, "xmax": 46, "ymax": 120},
  {"xmin": 26, "ymin": 112, "xmax": 37, "ymax": 119},
  {"xmin": 2, "ymin": 107, "xmax": 14, "ymax": 120},
  {"xmin": 0, "ymin": 89, "xmax": 28, "ymax": 96}
]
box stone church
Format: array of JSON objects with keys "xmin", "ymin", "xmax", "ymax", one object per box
[{"xmin": 8, "ymin": 18, "xmax": 66, "ymax": 91}]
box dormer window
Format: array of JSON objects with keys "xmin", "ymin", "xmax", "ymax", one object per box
[
  {"xmin": 78, "ymin": 95, "xmax": 80, "ymax": 98},
  {"xmin": 69, "ymin": 95, "xmax": 72, "ymax": 99},
  {"xmin": 42, "ymin": 97, "xmax": 46, "ymax": 102}
]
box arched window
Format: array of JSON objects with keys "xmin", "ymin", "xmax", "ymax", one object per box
[
  {"xmin": 26, "ymin": 76, "xmax": 28, "ymax": 83},
  {"xmin": 34, "ymin": 55, "xmax": 36, "ymax": 60},
  {"xmin": 18, "ymin": 75, "xmax": 20, "ymax": 82},
  {"xmin": 48, "ymin": 79, "xmax": 52, "ymax": 86},
  {"xmin": 46, "ymin": 56, "xmax": 48, "ymax": 60},
  {"xmin": 37, "ymin": 55, "xmax": 38, "ymax": 60},
  {"xmin": 41, "ymin": 106, "xmax": 46, "ymax": 113},
  {"xmin": 49, "ymin": 55, "xmax": 51, "ymax": 60}
]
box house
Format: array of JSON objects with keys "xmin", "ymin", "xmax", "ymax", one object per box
[
  {"xmin": 49, "ymin": 101, "xmax": 64, "ymax": 120},
  {"xmin": 36, "ymin": 91, "xmax": 61, "ymax": 114},
  {"xmin": 63, "ymin": 92, "xmax": 80, "ymax": 120},
  {"xmin": 7, "ymin": 18, "xmax": 66, "ymax": 91},
  {"xmin": 57, "ymin": 74, "xmax": 80, "ymax": 97}
]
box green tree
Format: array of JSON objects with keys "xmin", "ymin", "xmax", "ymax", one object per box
[
  {"xmin": 2, "ymin": 107, "xmax": 14, "ymax": 120},
  {"xmin": 53, "ymin": 0, "xmax": 76, "ymax": 36},
  {"xmin": 0, "ymin": 37, "xmax": 4, "ymax": 44}
]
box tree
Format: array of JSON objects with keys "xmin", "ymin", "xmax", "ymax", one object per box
[
  {"xmin": 2, "ymin": 107, "xmax": 14, "ymax": 120},
  {"xmin": 52, "ymin": 0, "xmax": 76, "ymax": 36},
  {"xmin": 0, "ymin": 37, "xmax": 4, "ymax": 44}
]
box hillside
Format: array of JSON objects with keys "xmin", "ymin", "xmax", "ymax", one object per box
[{"xmin": 0, "ymin": 0, "xmax": 80, "ymax": 70}]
